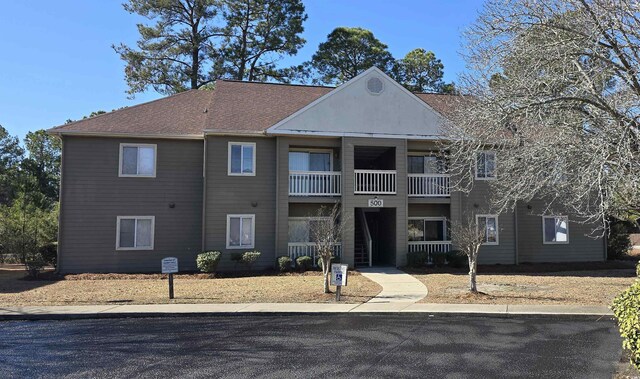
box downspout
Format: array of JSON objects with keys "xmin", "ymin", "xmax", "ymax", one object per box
[
  {"xmin": 55, "ymin": 135, "xmax": 64, "ymax": 274},
  {"xmin": 275, "ymin": 137, "xmax": 280, "ymax": 260},
  {"xmin": 514, "ymin": 202, "xmax": 519, "ymax": 265},
  {"xmin": 201, "ymin": 136, "xmax": 207, "ymax": 251}
]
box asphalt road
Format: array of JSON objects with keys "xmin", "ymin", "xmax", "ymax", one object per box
[{"xmin": 0, "ymin": 314, "xmax": 621, "ymax": 378}]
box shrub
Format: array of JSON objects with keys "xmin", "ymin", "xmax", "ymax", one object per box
[
  {"xmin": 196, "ymin": 251, "xmax": 221, "ymax": 273},
  {"xmin": 317, "ymin": 255, "xmax": 340, "ymax": 268},
  {"xmin": 447, "ymin": 250, "xmax": 468, "ymax": 269},
  {"xmin": 636, "ymin": 261, "xmax": 640, "ymax": 278},
  {"xmin": 433, "ymin": 251, "xmax": 447, "ymax": 266},
  {"xmin": 612, "ymin": 280, "xmax": 640, "ymax": 371},
  {"xmin": 241, "ymin": 250, "xmax": 261, "ymax": 269},
  {"xmin": 277, "ymin": 256, "xmax": 292, "ymax": 272},
  {"xmin": 24, "ymin": 252, "xmax": 46, "ymax": 279},
  {"xmin": 608, "ymin": 222, "xmax": 632, "ymax": 260},
  {"xmin": 296, "ymin": 256, "xmax": 313, "ymax": 272},
  {"xmin": 38, "ymin": 243, "xmax": 58, "ymax": 268},
  {"xmin": 406, "ymin": 251, "xmax": 428, "ymax": 268},
  {"xmin": 230, "ymin": 252, "xmax": 243, "ymax": 264}
]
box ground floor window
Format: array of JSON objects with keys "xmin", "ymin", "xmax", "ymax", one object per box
[
  {"xmin": 227, "ymin": 214, "xmax": 255, "ymax": 249},
  {"xmin": 116, "ymin": 216, "xmax": 155, "ymax": 250},
  {"xmin": 288, "ymin": 217, "xmax": 331, "ymax": 243},
  {"xmin": 408, "ymin": 217, "xmax": 448, "ymax": 241},
  {"xmin": 543, "ymin": 216, "xmax": 568, "ymax": 244},
  {"xmin": 476, "ymin": 214, "xmax": 499, "ymax": 245}
]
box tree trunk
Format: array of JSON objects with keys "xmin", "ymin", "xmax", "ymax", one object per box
[
  {"xmin": 323, "ymin": 259, "xmax": 330, "ymax": 294},
  {"xmin": 468, "ymin": 252, "xmax": 478, "ymax": 293}
]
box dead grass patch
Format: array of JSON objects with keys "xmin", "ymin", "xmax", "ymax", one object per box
[{"xmin": 0, "ymin": 269, "xmax": 381, "ymax": 306}]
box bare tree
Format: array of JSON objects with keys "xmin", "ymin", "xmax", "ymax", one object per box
[
  {"xmin": 444, "ymin": 0, "xmax": 640, "ymax": 231},
  {"xmin": 309, "ymin": 203, "xmax": 349, "ymax": 294},
  {"xmin": 451, "ymin": 214, "xmax": 489, "ymax": 293}
]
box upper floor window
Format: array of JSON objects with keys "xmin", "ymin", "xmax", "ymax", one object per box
[
  {"xmin": 476, "ymin": 214, "xmax": 499, "ymax": 245},
  {"xmin": 289, "ymin": 150, "xmax": 332, "ymax": 172},
  {"xmin": 228, "ymin": 142, "xmax": 256, "ymax": 176},
  {"xmin": 408, "ymin": 154, "xmax": 446, "ymax": 174},
  {"xmin": 476, "ymin": 151, "xmax": 496, "ymax": 180},
  {"xmin": 116, "ymin": 216, "xmax": 155, "ymax": 250},
  {"xmin": 543, "ymin": 216, "xmax": 569, "ymax": 244},
  {"xmin": 226, "ymin": 214, "xmax": 255, "ymax": 249},
  {"xmin": 119, "ymin": 144, "xmax": 156, "ymax": 177}
]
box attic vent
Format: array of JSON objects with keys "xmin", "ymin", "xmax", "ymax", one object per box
[{"xmin": 366, "ymin": 77, "xmax": 384, "ymax": 95}]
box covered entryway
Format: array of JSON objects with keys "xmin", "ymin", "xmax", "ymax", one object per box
[{"xmin": 354, "ymin": 208, "xmax": 396, "ymax": 266}]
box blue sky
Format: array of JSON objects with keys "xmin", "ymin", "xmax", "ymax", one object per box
[{"xmin": 0, "ymin": 0, "xmax": 484, "ymax": 141}]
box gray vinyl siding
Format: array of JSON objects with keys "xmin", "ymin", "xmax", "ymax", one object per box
[
  {"xmin": 450, "ymin": 180, "xmax": 517, "ymax": 265},
  {"xmin": 516, "ymin": 201, "xmax": 605, "ymax": 263},
  {"xmin": 408, "ymin": 204, "xmax": 450, "ymax": 218},
  {"xmin": 204, "ymin": 136, "xmax": 277, "ymax": 270},
  {"xmin": 58, "ymin": 136, "xmax": 203, "ymax": 273}
]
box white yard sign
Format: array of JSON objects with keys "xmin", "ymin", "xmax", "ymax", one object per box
[
  {"xmin": 161, "ymin": 257, "xmax": 179, "ymax": 274},
  {"xmin": 368, "ymin": 198, "xmax": 383, "ymax": 207},
  {"xmin": 330, "ymin": 264, "xmax": 348, "ymax": 286}
]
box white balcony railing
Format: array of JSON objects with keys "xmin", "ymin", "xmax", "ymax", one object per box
[
  {"xmin": 288, "ymin": 242, "xmax": 342, "ymax": 266},
  {"xmin": 408, "ymin": 241, "xmax": 452, "ymax": 263},
  {"xmin": 408, "ymin": 174, "xmax": 450, "ymax": 197},
  {"xmin": 289, "ymin": 171, "xmax": 341, "ymax": 196},
  {"xmin": 354, "ymin": 170, "xmax": 396, "ymax": 195}
]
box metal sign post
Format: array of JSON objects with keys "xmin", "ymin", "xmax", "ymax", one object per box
[
  {"xmin": 161, "ymin": 257, "xmax": 179, "ymax": 300},
  {"xmin": 330, "ymin": 264, "xmax": 348, "ymax": 302}
]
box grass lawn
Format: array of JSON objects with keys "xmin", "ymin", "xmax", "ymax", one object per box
[
  {"xmin": 408, "ymin": 261, "xmax": 638, "ymax": 306},
  {"xmin": 0, "ymin": 268, "xmax": 382, "ymax": 306}
]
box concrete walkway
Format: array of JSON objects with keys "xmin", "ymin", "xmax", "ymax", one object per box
[{"xmin": 358, "ymin": 267, "xmax": 428, "ymax": 303}]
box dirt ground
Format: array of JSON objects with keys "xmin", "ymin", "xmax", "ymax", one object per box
[
  {"xmin": 409, "ymin": 261, "xmax": 638, "ymax": 305},
  {"xmin": 0, "ymin": 269, "xmax": 382, "ymax": 305}
]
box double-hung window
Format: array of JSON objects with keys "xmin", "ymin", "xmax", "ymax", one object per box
[
  {"xmin": 119, "ymin": 144, "xmax": 156, "ymax": 177},
  {"xmin": 227, "ymin": 214, "xmax": 255, "ymax": 249},
  {"xmin": 543, "ymin": 216, "xmax": 569, "ymax": 244},
  {"xmin": 476, "ymin": 151, "xmax": 496, "ymax": 180},
  {"xmin": 476, "ymin": 214, "xmax": 499, "ymax": 245},
  {"xmin": 116, "ymin": 216, "xmax": 155, "ymax": 250},
  {"xmin": 408, "ymin": 217, "xmax": 448, "ymax": 242},
  {"xmin": 228, "ymin": 142, "xmax": 256, "ymax": 176}
]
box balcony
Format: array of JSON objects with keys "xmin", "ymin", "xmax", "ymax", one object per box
[
  {"xmin": 354, "ymin": 170, "xmax": 397, "ymax": 195},
  {"xmin": 289, "ymin": 171, "xmax": 341, "ymax": 196},
  {"xmin": 287, "ymin": 242, "xmax": 342, "ymax": 266},
  {"xmin": 408, "ymin": 174, "xmax": 450, "ymax": 197}
]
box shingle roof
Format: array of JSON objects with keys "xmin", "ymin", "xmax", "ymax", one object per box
[
  {"xmin": 48, "ymin": 80, "xmax": 463, "ymax": 137},
  {"xmin": 48, "ymin": 89, "xmax": 214, "ymax": 137}
]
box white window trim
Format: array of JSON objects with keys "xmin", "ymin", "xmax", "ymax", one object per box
[
  {"xmin": 542, "ymin": 215, "xmax": 569, "ymax": 244},
  {"xmin": 228, "ymin": 142, "xmax": 257, "ymax": 176},
  {"xmin": 288, "ymin": 148, "xmax": 334, "ymax": 172},
  {"xmin": 408, "ymin": 217, "xmax": 449, "ymax": 241},
  {"xmin": 475, "ymin": 150, "xmax": 496, "ymax": 181},
  {"xmin": 118, "ymin": 143, "xmax": 157, "ymax": 178},
  {"xmin": 226, "ymin": 214, "xmax": 256, "ymax": 249},
  {"xmin": 476, "ymin": 214, "xmax": 499, "ymax": 245},
  {"xmin": 116, "ymin": 216, "xmax": 155, "ymax": 251}
]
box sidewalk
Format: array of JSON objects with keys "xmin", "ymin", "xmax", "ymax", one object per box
[
  {"xmin": 0, "ymin": 302, "xmax": 613, "ymax": 320},
  {"xmin": 359, "ymin": 267, "xmax": 428, "ymax": 303}
]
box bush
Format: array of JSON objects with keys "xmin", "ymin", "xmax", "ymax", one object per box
[
  {"xmin": 277, "ymin": 256, "xmax": 292, "ymax": 272},
  {"xmin": 38, "ymin": 243, "xmax": 58, "ymax": 268},
  {"xmin": 196, "ymin": 251, "xmax": 221, "ymax": 273},
  {"xmin": 406, "ymin": 251, "xmax": 428, "ymax": 268},
  {"xmin": 636, "ymin": 261, "xmax": 640, "ymax": 278},
  {"xmin": 24, "ymin": 252, "xmax": 46, "ymax": 279},
  {"xmin": 608, "ymin": 222, "xmax": 632, "ymax": 260},
  {"xmin": 317, "ymin": 255, "xmax": 340, "ymax": 268},
  {"xmin": 447, "ymin": 250, "xmax": 468, "ymax": 269},
  {"xmin": 296, "ymin": 256, "xmax": 313, "ymax": 272},
  {"xmin": 433, "ymin": 251, "xmax": 447, "ymax": 266},
  {"xmin": 230, "ymin": 252, "xmax": 243, "ymax": 264},
  {"xmin": 241, "ymin": 250, "xmax": 261, "ymax": 269},
  {"xmin": 612, "ymin": 280, "xmax": 640, "ymax": 371}
]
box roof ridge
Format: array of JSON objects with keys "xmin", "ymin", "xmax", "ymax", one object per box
[
  {"xmin": 49, "ymin": 89, "xmax": 211, "ymax": 131},
  {"xmin": 217, "ymin": 79, "xmax": 336, "ymax": 90}
]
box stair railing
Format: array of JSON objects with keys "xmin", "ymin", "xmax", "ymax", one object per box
[{"xmin": 359, "ymin": 209, "xmax": 373, "ymax": 267}]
